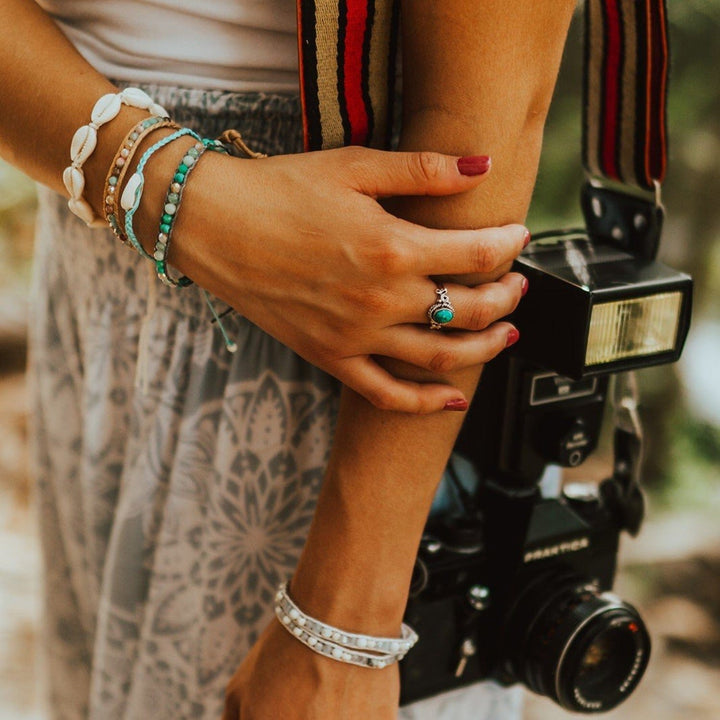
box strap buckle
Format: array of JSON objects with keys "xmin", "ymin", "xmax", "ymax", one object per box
[{"xmin": 581, "ymin": 179, "xmax": 664, "ymax": 261}]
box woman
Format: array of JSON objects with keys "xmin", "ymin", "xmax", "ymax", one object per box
[{"xmin": 0, "ymin": 0, "xmax": 575, "ymax": 718}]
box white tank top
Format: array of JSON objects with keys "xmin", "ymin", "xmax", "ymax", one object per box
[{"xmin": 37, "ymin": 0, "xmax": 299, "ymax": 93}]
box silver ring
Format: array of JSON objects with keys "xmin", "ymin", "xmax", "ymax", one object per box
[{"xmin": 427, "ymin": 286, "xmax": 455, "ymax": 330}]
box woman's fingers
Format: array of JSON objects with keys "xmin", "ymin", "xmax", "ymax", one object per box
[
  {"xmin": 378, "ymin": 321, "xmax": 518, "ymax": 377},
  {"xmin": 395, "ymin": 222, "xmax": 530, "ymax": 278},
  {"xmin": 404, "ymin": 273, "xmax": 526, "ymax": 329},
  {"xmin": 339, "ymin": 147, "xmax": 491, "ymax": 199},
  {"xmin": 335, "ymin": 356, "xmax": 470, "ymax": 414}
]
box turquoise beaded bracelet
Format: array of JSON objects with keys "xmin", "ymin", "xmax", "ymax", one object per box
[
  {"xmin": 120, "ymin": 127, "xmax": 201, "ymax": 260},
  {"xmin": 154, "ymin": 138, "xmax": 228, "ymax": 288}
]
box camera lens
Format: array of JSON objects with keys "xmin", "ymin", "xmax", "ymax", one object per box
[{"xmin": 508, "ymin": 579, "xmax": 650, "ymax": 713}]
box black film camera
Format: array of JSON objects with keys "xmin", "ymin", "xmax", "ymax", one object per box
[{"xmin": 399, "ymin": 184, "xmax": 692, "ymax": 713}]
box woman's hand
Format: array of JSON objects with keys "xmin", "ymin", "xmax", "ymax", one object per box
[
  {"xmin": 223, "ymin": 619, "xmax": 399, "ymax": 720},
  {"xmin": 169, "ymin": 146, "xmax": 528, "ymax": 413}
]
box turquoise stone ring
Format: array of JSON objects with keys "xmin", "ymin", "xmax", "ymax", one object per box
[{"xmin": 427, "ymin": 286, "xmax": 455, "ymax": 329}]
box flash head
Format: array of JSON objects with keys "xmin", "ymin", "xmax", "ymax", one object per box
[{"xmin": 510, "ymin": 232, "xmax": 692, "ymax": 379}]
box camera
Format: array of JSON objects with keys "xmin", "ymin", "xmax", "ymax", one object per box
[{"xmin": 399, "ymin": 184, "xmax": 692, "ymax": 713}]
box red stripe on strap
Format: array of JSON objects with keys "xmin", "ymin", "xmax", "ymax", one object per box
[
  {"xmin": 601, "ymin": 0, "xmax": 622, "ymax": 181},
  {"xmin": 344, "ymin": 0, "xmax": 370, "ymax": 145}
]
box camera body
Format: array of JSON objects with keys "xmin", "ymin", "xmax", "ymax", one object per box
[{"xmin": 399, "ymin": 360, "xmax": 650, "ymax": 713}]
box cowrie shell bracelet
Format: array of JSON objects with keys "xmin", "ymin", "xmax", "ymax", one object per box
[{"xmin": 63, "ymin": 88, "xmax": 168, "ymax": 227}]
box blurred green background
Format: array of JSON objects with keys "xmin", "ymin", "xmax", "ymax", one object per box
[{"xmin": 0, "ymin": 2, "xmax": 718, "ymax": 719}]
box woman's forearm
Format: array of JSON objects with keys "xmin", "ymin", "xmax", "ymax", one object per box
[{"xmin": 290, "ymin": 0, "xmax": 576, "ymax": 634}]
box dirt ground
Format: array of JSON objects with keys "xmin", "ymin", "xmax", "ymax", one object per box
[{"xmin": 1, "ymin": 370, "xmax": 719, "ymax": 720}]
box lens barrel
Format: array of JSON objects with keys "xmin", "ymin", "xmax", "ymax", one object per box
[{"xmin": 508, "ymin": 579, "xmax": 650, "ymax": 713}]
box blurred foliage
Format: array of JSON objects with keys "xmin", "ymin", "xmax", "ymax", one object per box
[{"xmin": 0, "ymin": 161, "xmax": 36, "ymax": 292}]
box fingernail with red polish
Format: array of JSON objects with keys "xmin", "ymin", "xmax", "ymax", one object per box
[
  {"xmin": 523, "ymin": 230, "xmax": 531, "ymax": 248},
  {"xmin": 506, "ymin": 328, "xmax": 520, "ymax": 347},
  {"xmin": 444, "ymin": 398, "xmax": 469, "ymax": 412},
  {"xmin": 521, "ymin": 277, "xmax": 529, "ymax": 296},
  {"xmin": 457, "ymin": 156, "xmax": 491, "ymax": 176}
]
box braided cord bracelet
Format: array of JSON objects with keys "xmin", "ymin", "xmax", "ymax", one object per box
[
  {"xmin": 121, "ymin": 128, "xmax": 201, "ymax": 260},
  {"xmin": 154, "ymin": 138, "xmax": 228, "ymax": 288},
  {"xmin": 103, "ymin": 117, "xmax": 179, "ymax": 244}
]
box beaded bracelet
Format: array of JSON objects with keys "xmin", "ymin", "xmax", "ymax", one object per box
[
  {"xmin": 154, "ymin": 138, "xmax": 228, "ymax": 288},
  {"xmin": 103, "ymin": 117, "xmax": 179, "ymax": 244},
  {"xmin": 121, "ymin": 128, "xmax": 201, "ymax": 260},
  {"xmin": 274, "ymin": 583, "xmax": 418, "ymax": 669},
  {"xmin": 63, "ymin": 87, "xmax": 168, "ymax": 227}
]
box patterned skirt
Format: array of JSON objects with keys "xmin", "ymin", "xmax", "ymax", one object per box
[{"xmin": 29, "ymin": 85, "xmax": 522, "ymax": 720}]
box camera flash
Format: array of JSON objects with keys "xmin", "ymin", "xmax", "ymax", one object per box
[{"xmin": 585, "ymin": 291, "xmax": 684, "ymax": 366}]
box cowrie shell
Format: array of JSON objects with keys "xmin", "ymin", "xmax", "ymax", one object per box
[
  {"xmin": 70, "ymin": 125, "xmax": 97, "ymax": 165},
  {"xmin": 120, "ymin": 87, "xmax": 154, "ymax": 109},
  {"xmin": 62, "ymin": 166, "xmax": 85, "ymax": 198},
  {"xmin": 149, "ymin": 102, "xmax": 168, "ymax": 118},
  {"xmin": 121, "ymin": 173, "xmax": 144, "ymax": 212},
  {"xmin": 91, "ymin": 93, "xmax": 122, "ymax": 125},
  {"xmin": 68, "ymin": 197, "xmax": 96, "ymax": 225}
]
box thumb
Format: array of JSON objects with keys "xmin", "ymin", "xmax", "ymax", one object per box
[{"xmin": 346, "ymin": 148, "xmax": 491, "ymax": 199}]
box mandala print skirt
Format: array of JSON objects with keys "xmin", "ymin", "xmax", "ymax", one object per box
[{"xmin": 29, "ymin": 85, "xmax": 523, "ymax": 720}]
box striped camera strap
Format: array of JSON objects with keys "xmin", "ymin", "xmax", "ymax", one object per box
[
  {"xmin": 296, "ymin": 0, "xmax": 399, "ymax": 151},
  {"xmin": 583, "ymin": 0, "xmax": 669, "ymax": 192}
]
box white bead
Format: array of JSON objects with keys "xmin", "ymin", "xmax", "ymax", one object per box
[
  {"xmin": 149, "ymin": 102, "xmax": 168, "ymax": 117},
  {"xmin": 153, "ymin": 250, "xmax": 164, "ymax": 261},
  {"xmin": 121, "ymin": 173, "xmax": 143, "ymax": 211},
  {"xmin": 375, "ymin": 660, "xmax": 386, "ymax": 669},
  {"xmin": 182, "ymin": 155, "xmax": 196, "ymax": 167},
  {"xmin": 331, "ymin": 647, "xmax": 343, "ymax": 659},
  {"xmin": 91, "ymin": 93, "xmax": 122, "ymax": 125},
  {"xmin": 321, "ymin": 628, "xmax": 332, "ymax": 639},
  {"xmin": 331, "ymin": 632, "xmax": 341, "ymax": 642},
  {"xmin": 297, "ymin": 617, "xmax": 306, "ymax": 626},
  {"xmin": 282, "ymin": 615, "xmax": 291, "ymax": 625},
  {"xmin": 289, "ymin": 609, "xmax": 299, "ymax": 620},
  {"xmin": 342, "ymin": 652, "xmax": 352, "ymax": 662},
  {"xmin": 293, "ymin": 627, "xmax": 303, "ymax": 637},
  {"xmin": 120, "ymin": 87, "xmax": 154, "ymax": 109},
  {"xmin": 68, "ymin": 197, "xmax": 96, "ymax": 225},
  {"xmin": 164, "ymin": 203, "xmax": 176, "ymax": 215},
  {"xmin": 367, "ymin": 639, "xmax": 376, "ymax": 649},
  {"xmin": 390, "ymin": 642, "xmax": 400, "ymax": 653},
  {"xmin": 70, "ymin": 125, "xmax": 97, "ymax": 165},
  {"xmin": 62, "ymin": 166, "xmax": 85, "ymax": 198},
  {"xmin": 357, "ymin": 637, "xmax": 367, "ymax": 649},
  {"xmin": 307, "ymin": 637, "xmax": 318, "ymax": 647}
]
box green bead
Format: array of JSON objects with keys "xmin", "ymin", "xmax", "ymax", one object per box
[
  {"xmin": 162, "ymin": 214, "xmax": 173, "ymax": 224},
  {"xmin": 160, "ymin": 223, "xmax": 171, "ymax": 234},
  {"xmin": 178, "ymin": 163, "xmax": 189, "ymax": 174},
  {"xmin": 156, "ymin": 260, "xmax": 166, "ymax": 273},
  {"xmin": 432, "ymin": 307, "xmax": 454, "ymax": 325},
  {"xmin": 174, "ymin": 172, "xmax": 186, "ymax": 183}
]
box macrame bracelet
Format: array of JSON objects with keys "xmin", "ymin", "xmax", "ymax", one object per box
[
  {"xmin": 274, "ymin": 583, "xmax": 418, "ymax": 669},
  {"xmin": 154, "ymin": 138, "xmax": 228, "ymax": 288},
  {"xmin": 63, "ymin": 87, "xmax": 168, "ymax": 227},
  {"xmin": 120, "ymin": 128, "xmax": 201, "ymax": 260},
  {"xmin": 103, "ymin": 117, "xmax": 179, "ymax": 244}
]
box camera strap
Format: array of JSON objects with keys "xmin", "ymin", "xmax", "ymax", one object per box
[{"xmin": 582, "ymin": 0, "xmax": 669, "ymax": 192}]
